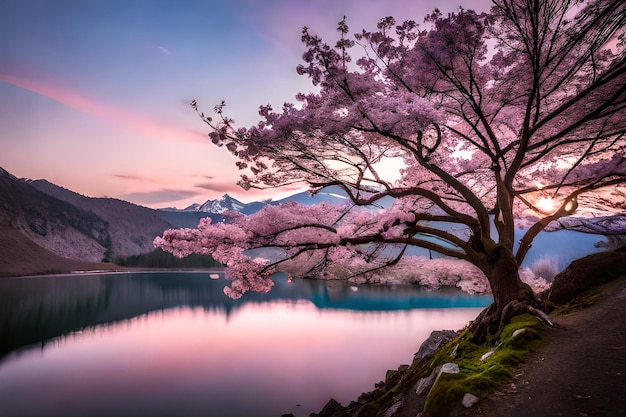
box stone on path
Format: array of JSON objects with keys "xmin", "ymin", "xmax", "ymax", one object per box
[{"xmin": 462, "ymin": 393, "xmax": 479, "ymax": 408}]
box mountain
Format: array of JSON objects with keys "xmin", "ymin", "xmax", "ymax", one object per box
[
  {"xmin": 0, "ymin": 226, "xmax": 119, "ymax": 278},
  {"xmin": 195, "ymin": 194, "xmax": 246, "ymax": 213},
  {"xmin": 154, "ymin": 210, "xmax": 222, "ymax": 229},
  {"xmin": 0, "ymin": 168, "xmax": 392, "ymax": 279},
  {"xmin": 29, "ymin": 180, "xmax": 175, "ymax": 258},
  {"xmin": 275, "ymin": 186, "xmax": 350, "ymax": 206},
  {"xmin": 0, "ymin": 171, "xmax": 115, "ymax": 275},
  {"xmin": 0, "ymin": 166, "xmax": 16, "ymax": 179},
  {"xmin": 174, "ymin": 185, "xmax": 369, "ymax": 216},
  {"xmin": 4, "ymin": 166, "xmax": 620, "ymax": 279},
  {"xmin": 0, "ymin": 167, "xmax": 206, "ymax": 277}
]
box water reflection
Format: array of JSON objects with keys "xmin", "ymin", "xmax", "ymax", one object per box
[
  {"xmin": 0, "ymin": 271, "xmax": 491, "ymax": 358},
  {"xmin": 0, "ymin": 272, "xmax": 491, "ymax": 417}
]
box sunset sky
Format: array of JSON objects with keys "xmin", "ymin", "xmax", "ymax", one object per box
[{"xmin": 0, "ymin": 0, "xmax": 489, "ymax": 209}]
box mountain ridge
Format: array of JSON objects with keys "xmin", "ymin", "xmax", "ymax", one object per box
[
  {"xmin": 169, "ymin": 186, "xmax": 353, "ymax": 215},
  {"xmin": 2, "ymin": 166, "xmax": 623, "ymax": 279},
  {"xmin": 29, "ymin": 179, "xmax": 175, "ymax": 258},
  {"xmin": 0, "ymin": 172, "xmax": 116, "ymax": 276},
  {"xmin": 0, "ymin": 168, "xmax": 357, "ymax": 277}
]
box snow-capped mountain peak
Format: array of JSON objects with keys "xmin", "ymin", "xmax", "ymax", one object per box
[
  {"xmin": 182, "ymin": 203, "xmax": 201, "ymax": 212},
  {"xmin": 192, "ymin": 194, "xmax": 246, "ymax": 214}
]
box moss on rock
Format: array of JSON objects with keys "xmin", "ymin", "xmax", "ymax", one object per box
[{"xmin": 422, "ymin": 314, "xmax": 543, "ymax": 416}]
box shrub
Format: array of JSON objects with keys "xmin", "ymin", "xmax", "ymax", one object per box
[{"xmin": 530, "ymin": 256, "xmax": 560, "ymax": 281}]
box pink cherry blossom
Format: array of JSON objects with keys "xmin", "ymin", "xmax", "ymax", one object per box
[{"xmin": 157, "ymin": 0, "xmax": 625, "ymax": 314}]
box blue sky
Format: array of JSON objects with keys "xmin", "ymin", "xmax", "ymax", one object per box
[{"xmin": 0, "ymin": 0, "xmax": 489, "ymax": 208}]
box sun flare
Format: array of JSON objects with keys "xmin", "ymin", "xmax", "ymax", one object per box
[{"xmin": 535, "ymin": 196, "xmax": 555, "ymax": 213}]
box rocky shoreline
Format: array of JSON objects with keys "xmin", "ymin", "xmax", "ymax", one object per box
[
  {"xmin": 303, "ymin": 246, "xmax": 626, "ymax": 417},
  {"xmin": 306, "ymin": 329, "xmax": 464, "ymax": 417}
]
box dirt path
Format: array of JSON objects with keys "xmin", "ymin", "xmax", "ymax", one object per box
[{"xmin": 469, "ymin": 274, "xmax": 626, "ymax": 417}]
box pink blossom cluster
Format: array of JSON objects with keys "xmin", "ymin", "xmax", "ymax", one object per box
[{"xmin": 165, "ymin": 1, "xmax": 625, "ymax": 301}]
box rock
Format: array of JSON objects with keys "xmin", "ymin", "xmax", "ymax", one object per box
[
  {"xmin": 547, "ymin": 246, "xmax": 626, "ymax": 305},
  {"xmin": 385, "ymin": 369, "xmax": 400, "ymax": 386},
  {"xmin": 440, "ymin": 362, "xmax": 460, "ymax": 374},
  {"xmin": 310, "ymin": 398, "xmax": 344, "ymax": 417},
  {"xmin": 415, "ymin": 366, "xmax": 441, "ymax": 395},
  {"xmin": 511, "ymin": 328, "xmax": 526, "ymax": 341},
  {"xmin": 509, "ymin": 328, "xmax": 531, "ymax": 347},
  {"xmin": 450, "ymin": 343, "xmax": 460, "ymax": 359},
  {"xmin": 462, "ymin": 393, "xmax": 479, "ymax": 408},
  {"xmin": 377, "ymin": 365, "xmax": 409, "ymax": 388},
  {"xmin": 414, "ymin": 330, "xmax": 458, "ymax": 360},
  {"xmin": 383, "ymin": 400, "xmax": 403, "ymax": 417},
  {"xmin": 432, "ymin": 363, "xmax": 461, "ymax": 390},
  {"xmin": 481, "ymin": 348, "xmax": 496, "ymax": 361}
]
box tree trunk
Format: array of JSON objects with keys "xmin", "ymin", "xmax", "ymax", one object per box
[
  {"xmin": 489, "ymin": 246, "xmax": 535, "ymax": 307},
  {"xmin": 470, "ymin": 245, "xmax": 539, "ymax": 342}
]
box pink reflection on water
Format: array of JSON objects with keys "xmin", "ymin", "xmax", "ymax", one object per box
[{"xmin": 0, "ymin": 301, "xmax": 481, "ymax": 417}]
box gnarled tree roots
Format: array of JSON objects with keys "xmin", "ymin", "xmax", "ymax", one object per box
[{"xmin": 469, "ymin": 298, "xmax": 553, "ymax": 343}]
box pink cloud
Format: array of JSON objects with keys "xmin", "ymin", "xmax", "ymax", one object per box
[
  {"xmin": 0, "ymin": 72, "xmax": 207, "ymax": 143},
  {"xmin": 194, "ymin": 180, "xmax": 305, "ymax": 201},
  {"xmin": 122, "ymin": 188, "xmax": 203, "ymax": 205},
  {"xmin": 195, "ymin": 181, "xmax": 248, "ymax": 193},
  {"xmin": 110, "ymin": 173, "xmax": 159, "ymax": 182}
]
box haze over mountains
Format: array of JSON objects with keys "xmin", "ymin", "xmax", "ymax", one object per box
[
  {"xmin": 0, "ymin": 167, "xmax": 347, "ymax": 277},
  {"xmin": 161, "ymin": 188, "xmax": 352, "ymax": 215}
]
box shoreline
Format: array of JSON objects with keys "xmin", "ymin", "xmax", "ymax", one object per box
[
  {"xmin": 0, "ymin": 266, "xmax": 230, "ymax": 279},
  {"xmin": 308, "ymin": 247, "xmax": 626, "ymax": 417}
]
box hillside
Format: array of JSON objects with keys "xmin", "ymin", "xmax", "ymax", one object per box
[
  {"xmin": 0, "ymin": 171, "xmax": 112, "ymax": 263},
  {"xmin": 30, "ymin": 179, "xmax": 174, "ymax": 257},
  {"xmin": 309, "ymin": 248, "xmax": 626, "ymax": 417},
  {"xmin": 466, "ymin": 273, "xmax": 626, "ymax": 417},
  {"xmin": 155, "ymin": 209, "xmax": 222, "ymax": 228},
  {"xmin": 0, "ymin": 227, "xmax": 120, "ymax": 277},
  {"xmin": 0, "ymin": 168, "xmax": 198, "ymax": 277}
]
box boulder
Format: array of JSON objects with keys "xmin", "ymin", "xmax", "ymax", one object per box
[
  {"xmin": 414, "ymin": 330, "xmax": 458, "ymax": 360},
  {"xmin": 432, "ymin": 362, "xmax": 461, "ymax": 392},
  {"xmin": 547, "ymin": 246, "xmax": 626, "ymax": 305}
]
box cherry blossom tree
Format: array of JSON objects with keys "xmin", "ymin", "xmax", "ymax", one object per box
[{"xmin": 156, "ymin": 0, "xmax": 626, "ymax": 338}]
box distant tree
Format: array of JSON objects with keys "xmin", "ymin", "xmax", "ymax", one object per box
[
  {"xmin": 156, "ymin": 0, "xmax": 625, "ymax": 339},
  {"xmin": 115, "ymin": 248, "xmax": 222, "ymax": 269}
]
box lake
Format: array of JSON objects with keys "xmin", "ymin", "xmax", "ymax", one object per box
[{"xmin": 0, "ymin": 271, "xmax": 492, "ymax": 417}]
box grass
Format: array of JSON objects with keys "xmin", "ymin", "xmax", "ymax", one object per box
[
  {"xmin": 421, "ymin": 314, "xmax": 544, "ymax": 416},
  {"xmin": 328, "ymin": 274, "xmax": 623, "ymax": 417},
  {"xmin": 356, "ymin": 252, "xmax": 625, "ymax": 416},
  {"xmin": 548, "ymin": 281, "xmax": 610, "ymax": 315},
  {"xmin": 344, "ymin": 313, "xmax": 545, "ymax": 417}
]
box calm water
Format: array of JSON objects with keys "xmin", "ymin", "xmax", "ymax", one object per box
[{"xmin": 0, "ymin": 272, "xmax": 491, "ymax": 417}]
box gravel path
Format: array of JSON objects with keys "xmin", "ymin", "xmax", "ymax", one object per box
[{"xmin": 468, "ymin": 274, "xmax": 626, "ymax": 417}]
